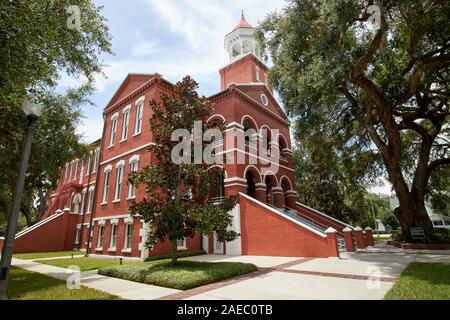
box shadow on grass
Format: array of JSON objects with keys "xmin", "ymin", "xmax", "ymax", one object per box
[{"xmin": 7, "ymin": 267, "xmax": 64, "ymax": 299}]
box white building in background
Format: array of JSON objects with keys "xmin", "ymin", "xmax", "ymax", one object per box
[{"xmin": 389, "ymin": 197, "xmax": 450, "ymax": 229}]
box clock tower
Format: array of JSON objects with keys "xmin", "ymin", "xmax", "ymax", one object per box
[{"xmin": 220, "ymin": 12, "xmax": 271, "ymax": 92}]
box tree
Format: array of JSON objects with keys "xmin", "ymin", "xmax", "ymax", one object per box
[
  {"xmin": 129, "ymin": 76, "xmax": 238, "ymax": 265},
  {"xmin": 0, "ymin": 0, "xmax": 111, "ymax": 227},
  {"xmin": 257, "ymin": 0, "xmax": 449, "ymax": 241}
]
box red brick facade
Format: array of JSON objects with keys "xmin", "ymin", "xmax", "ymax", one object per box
[{"xmin": 2, "ymin": 14, "xmax": 371, "ymax": 258}]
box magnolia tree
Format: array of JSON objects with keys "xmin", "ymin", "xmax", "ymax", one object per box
[{"xmin": 128, "ymin": 76, "xmax": 238, "ymax": 265}]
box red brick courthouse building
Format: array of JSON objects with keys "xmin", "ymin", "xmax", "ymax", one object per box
[{"xmin": 0, "ymin": 14, "xmax": 373, "ymax": 259}]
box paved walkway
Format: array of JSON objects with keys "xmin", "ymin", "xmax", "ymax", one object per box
[
  {"xmin": 10, "ymin": 243, "xmax": 450, "ymax": 300},
  {"xmin": 11, "ymin": 258, "xmax": 180, "ymax": 300}
]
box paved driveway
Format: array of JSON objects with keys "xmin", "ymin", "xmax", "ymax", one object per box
[{"xmin": 170, "ymin": 243, "xmax": 450, "ymax": 300}]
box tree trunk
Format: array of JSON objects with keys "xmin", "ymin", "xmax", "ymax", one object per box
[
  {"xmin": 171, "ymin": 239, "xmax": 178, "ymax": 266},
  {"xmin": 388, "ymin": 165, "xmax": 434, "ymax": 242}
]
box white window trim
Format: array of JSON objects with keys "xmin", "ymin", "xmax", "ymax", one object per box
[
  {"xmin": 102, "ymin": 168, "xmax": 112, "ymax": 204},
  {"xmin": 123, "ymin": 222, "xmax": 133, "ymax": 252},
  {"xmin": 74, "ymin": 226, "xmax": 81, "ymax": 244},
  {"xmin": 121, "ymin": 105, "xmax": 131, "ymax": 142},
  {"xmin": 109, "ymin": 114, "xmax": 119, "ymax": 147},
  {"xmin": 109, "ymin": 224, "xmax": 118, "ymax": 251},
  {"xmin": 177, "ymin": 238, "xmax": 187, "ymax": 250},
  {"xmin": 114, "ymin": 161, "xmax": 125, "ymax": 201},
  {"xmin": 127, "ymin": 158, "xmax": 139, "ymax": 199},
  {"xmin": 134, "ymin": 97, "xmax": 145, "ymax": 136},
  {"xmin": 92, "ymin": 148, "xmax": 100, "ymax": 173}
]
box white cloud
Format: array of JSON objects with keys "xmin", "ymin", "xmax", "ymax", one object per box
[{"xmin": 131, "ymin": 40, "xmax": 160, "ymax": 56}]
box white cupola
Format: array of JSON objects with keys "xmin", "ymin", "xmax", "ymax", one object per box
[{"xmin": 224, "ymin": 11, "xmax": 261, "ymax": 62}]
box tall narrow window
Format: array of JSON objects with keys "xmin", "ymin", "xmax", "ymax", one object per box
[
  {"xmin": 80, "ymin": 189, "xmax": 87, "ymax": 214},
  {"xmin": 73, "ymin": 159, "xmax": 78, "ymax": 181},
  {"xmin": 69, "ymin": 160, "xmax": 74, "ymax": 181},
  {"xmin": 75, "ymin": 227, "xmax": 81, "ymax": 244},
  {"xmin": 124, "ymin": 224, "xmax": 133, "ymax": 249},
  {"xmin": 121, "ymin": 106, "xmax": 131, "ymax": 141},
  {"xmin": 128, "ymin": 160, "xmax": 138, "ymax": 198},
  {"xmin": 97, "ymin": 226, "xmax": 104, "ymax": 248},
  {"xmin": 87, "ymin": 187, "xmax": 94, "ymax": 213},
  {"xmin": 92, "ymin": 148, "xmax": 100, "ymax": 173},
  {"xmin": 86, "ymin": 152, "xmax": 92, "ymax": 175},
  {"xmin": 102, "ymin": 169, "xmax": 111, "ymax": 203},
  {"xmin": 110, "ymin": 224, "xmax": 117, "ymax": 248},
  {"xmin": 64, "ymin": 163, "xmax": 69, "ymax": 182},
  {"xmin": 134, "ymin": 100, "xmax": 144, "ymax": 135},
  {"xmin": 256, "ymin": 67, "xmax": 260, "ymax": 82},
  {"xmin": 109, "ymin": 114, "xmax": 118, "ymax": 146},
  {"xmin": 114, "ymin": 164, "xmax": 124, "ymax": 201}
]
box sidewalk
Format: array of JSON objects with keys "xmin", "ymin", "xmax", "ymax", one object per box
[{"xmin": 11, "ymin": 258, "xmax": 180, "ymax": 300}]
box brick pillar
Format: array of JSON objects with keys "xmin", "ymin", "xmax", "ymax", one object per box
[
  {"xmin": 364, "ymin": 227, "xmax": 375, "ymax": 246},
  {"xmin": 285, "ymin": 191, "xmax": 298, "ymax": 209},
  {"xmin": 255, "ymin": 183, "xmax": 266, "ymax": 203},
  {"xmin": 342, "ymin": 226, "xmax": 355, "ymax": 252},
  {"xmin": 325, "ymin": 227, "xmax": 339, "ymax": 257},
  {"xmin": 272, "ymin": 187, "xmax": 284, "ymax": 208},
  {"xmin": 353, "ymin": 227, "xmax": 365, "ymax": 249}
]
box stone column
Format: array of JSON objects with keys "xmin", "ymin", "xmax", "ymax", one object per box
[
  {"xmin": 353, "ymin": 227, "xmax": 366, "ymax": 249},
  {"xmin": 364, "ymin": 227, "xmax": 375, "ymax": 246},
  {"xmin": 325, "ymin": 227, "xmax": 339, "ymax": 257},
  {"xmin": 272, "ymin": 187, "xmax": 284, "ymax": 208},
  {"xmin": 255, "ymin": 183, "xmax": 266, "ymax": 203},
  {"xmin": 342, "ymin": 226, "xmax": 355, "ymax": 252}
]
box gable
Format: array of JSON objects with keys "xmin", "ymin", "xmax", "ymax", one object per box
[
  {"xmin": 234, "ymin": 84, "xmax": 288, "ymax": 121},
  {"xmin": 105, "ymin": 73, "xmax": 156, "ymax": 109}
]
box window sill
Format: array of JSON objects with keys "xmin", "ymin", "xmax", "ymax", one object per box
[
  {"xmin": 126, "ymin": 196, "xmax": 136, "ymax": 200},
  {"xmin": 74, "ymin": 241, "xmax": 79, "ymax": 245},
  {"xmin": 112, "ymin": 199, "xmax": 120, "ymax": 203},
  {"xmin": 100, "ymin": 202, "xmax": 107, "ymax": 206},
  {"xmin": 121, "ymin": 248, "xmax": 131, "ymax": 253},
  {"xmin": 177, "ymin": 246, "xmax": 187, "ymax": 250},
  {"xmin": 108, "ymin": 144, "xmax": 115, "ymax": 149},
  {"xmin": 132, "ymin": 132, "xmax": 141, "ymax": 137},
  {"xmin": 95, "ymin": 247, "xmax": 103, "ymax": 251},
  {"xmin": 108, "ymin": 247, "xmax": 116, "ymax": 252},
  {"xmin": 120, "ymin": 138, "xmax": 128, "ymax": 143}
]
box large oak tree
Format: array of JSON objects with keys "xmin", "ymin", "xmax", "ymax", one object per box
[{"xmin": 257, "ymin": 0, "xmax": 449, "ymax": 241}]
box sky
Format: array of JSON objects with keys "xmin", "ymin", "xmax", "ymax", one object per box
[{"xmin": 58, "ymin": 0, "xmax": 393, "ymax": 195}]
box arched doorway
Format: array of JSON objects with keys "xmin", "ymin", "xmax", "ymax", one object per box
[
  {"xmin": 264, "ymin": 175, "xmax": 277, "ymax": 206},
  {"xmin": 246, "ymin": 170, "xmax": 257, "ymax": 198},
  {"xmin": 209, "ymin": 167, "xmax": 225, "ymax": 203},
  {"xmin": 280, "ymin": 177, "xmax": 292, "ymax": 209}
]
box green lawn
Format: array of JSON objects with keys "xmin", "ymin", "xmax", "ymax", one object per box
[
  {"xmin": 14, "ymin": 250, "xmax": 84, "ymax": 260},
  {"xmin": 385, "ymin": 262, "xmax": 450, "ymax": 300},
  {"xmin": 35, "ymin": 257, "xmax": 134, "ymax": 271},
  {"xmin": 98, "ymin": 260, "xmax": 257, "ymax": 290},
  {"xmin": 7, "ymin": 267, "xmax": 120, "ymax": 300},
  {"xmin": 374, "ymin": 234, "xmax": 391, "ymax": 242}
]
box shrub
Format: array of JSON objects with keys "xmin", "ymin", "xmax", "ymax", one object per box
[
  {"xmin": 431, "ymin": 228, "xmax": 450, "ymax": 243},
  {"xmin": 144, "ymin": 249, "xmax": 206, "ymax": 262},
  {"xmin": 391, "ymin": 230, "xmax": 404, "ymax": 241}
]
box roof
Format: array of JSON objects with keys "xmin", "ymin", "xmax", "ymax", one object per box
[{"xmin": 231, "ymin": 11, "xmax": 253, "ymax": 32}]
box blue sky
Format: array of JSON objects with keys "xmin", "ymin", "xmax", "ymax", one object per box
[
  {"xmin": 58, "ymin": 0, "xmax": 392, "ymax": 195},
  {"xmin": 59, "ymin": 0, "xmax": 286, "ymax": 143}
]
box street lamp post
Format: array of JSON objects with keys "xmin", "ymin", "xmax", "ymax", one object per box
[{"xmin": 0, "ymin": 99, "xmax": 43, "ymax": 300}]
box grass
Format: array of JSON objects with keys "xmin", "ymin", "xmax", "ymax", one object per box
[
  {"xmin": 7, "ymin": 267, "xmax": 121, "ymax": 300},
  {"xmin": 385, "ymin": 262, "xmax": 450, "ymax": 300},
  {"xmin": 98, "ymin": 260, "xmax": 257, "ymax": 290},
  {"xmin": 374, "ymin": 234, "xmax": 391, "ymax": 242},
  {"xmin": 34, "ymin": 257, "xmax": 135, "ymax": 271},
  {"xmin": 14, "ymin": 250, "xmax": 84, "ymax": 260}
]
